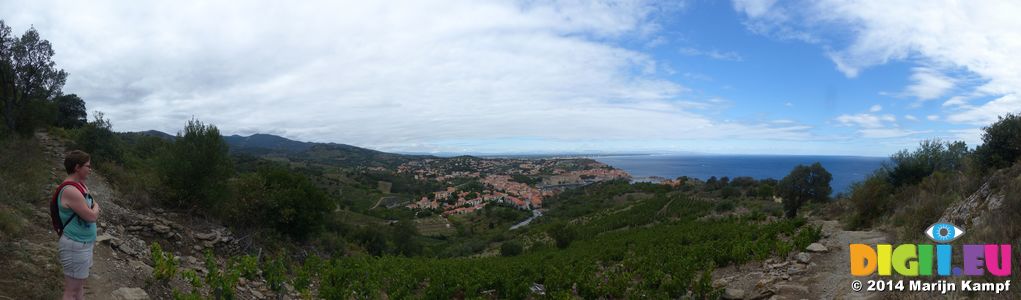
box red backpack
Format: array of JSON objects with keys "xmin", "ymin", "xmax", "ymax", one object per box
[{"xmin": 49, "ymin": 181, "xmax": 88, "ymax": 237}]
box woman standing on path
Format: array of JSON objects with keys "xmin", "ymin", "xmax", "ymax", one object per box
[{"xmin": 57, "ymin": 150, "xmax": 101, "ymax": 300}]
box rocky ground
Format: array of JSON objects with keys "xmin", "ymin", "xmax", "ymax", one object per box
[
  {"xmin": 2, "ymin": 132, "xmax": 300, "ymax": 300},
  {"xmin": 713, "ymin": 219, "xmax": 890, "ymax": 300}
]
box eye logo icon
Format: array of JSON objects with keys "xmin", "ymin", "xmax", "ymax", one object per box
[{"xmin": 925, "ymin": 222, "xmax": 964, "ymax": 243}]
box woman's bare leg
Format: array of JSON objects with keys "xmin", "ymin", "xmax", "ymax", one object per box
[
  {"xmin": 62, "ymin": 276, "xmax": 83, "ymax": 300},
  {"xmin": 76, "ymin": 278, "xmax": 86, "ymax": 300}
]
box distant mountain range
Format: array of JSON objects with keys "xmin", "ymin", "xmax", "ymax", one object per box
[{"xmin": 133, "ymin": 130, "xmax": 435, "ymax": 168}]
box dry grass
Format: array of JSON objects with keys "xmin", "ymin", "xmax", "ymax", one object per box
[
  {"xmin": 0, "ymin": 135, "xmax": 49, "ymax": 237},
  {"xmin": 0, "ymin": 133, "xmax": 63, "ymax": 299}
]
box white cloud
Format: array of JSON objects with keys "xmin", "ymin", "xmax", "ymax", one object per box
[
  {"xmin": 734, "ymin": 0, "xmax": 1021, "ymax": 126},
  {"xmin": 945, "ymin": 94, "xmax": 1020, "ymax": 125},
  {"xmin": 0, "ymin": 0, "xmax": 814, "ymax": 153},
  {"xmin": 678, "ymin": 47, "xmax": 743, "ymax": 61},
  {"xmin": 869, "ymin": 104, "xmax": 882, "ymax": 112},
  {"xmin": 948, "ymin": 128, "xmax": 983, "ymax": 146},
  {"xmin": 835, "ymin": 113, "xmax": 885, "ymax": 128},
  {"xmin": 904, "ymin": 67, "xmax": 954, "ymax": 101},
  {"xmin": 927, "ymin": 115, "xmax": 940, "ymax": 121},
  {"xmin": 942, "ymin": 96, "xmax": 968, "ymax": 107},
  {"xmin": 835, "ymin": 109, "xmax": 923, "ymax": 139},
  {"xmin": 859, "ymin": 128, "xmax": 929, "ymax": 139},
  {"xmin": 731, "ymin": 0, "xmax": 778, "ymax": 18},
  {"xmin": 904, "ymin": 114, "xmax": 917, "ymax": 121}
]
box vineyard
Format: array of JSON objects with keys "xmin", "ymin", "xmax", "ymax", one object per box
[{"xmin": 151, "ymin": 185, "xmax": 821, "ymax": 299}]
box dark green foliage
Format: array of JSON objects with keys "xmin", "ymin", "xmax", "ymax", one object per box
[
  {"xmin": 974, "ymin": 113, "xmax": 1021, "ymax": 170},
  {"xmin": 500, "ymin": 241, "xmax": 523, "ymax": 256},
  {"xmin": 885, "ymin": 139, "xmax": 968, "ymax": 187},
  {"xmin": 714, "ymin": 200, "xmax": 735, "ymax": 213},
  {"xmin": 393, "ymin": 220, "xmax": 423, "ymax": 256},
  {"xmin": 848, "ymin": 174, "xmax": 892, "ymax": 228},
  {"xmin": 52, "ymin": 94, "xmax": 86, "ymax": 128},
  {"xmin": 72, "ymin": 112, "xmax": 124, "ymax": 164},
  {"xmin": 548, "ymin": 222, "xmax": 577, "ymax": 249},
  {"xmin": 157, "ymin": 119, "xmax": 233, "ymax": 210},
  {"xmin": 755, "ymin": 183, "xmax": 775, "ymax": 199},
  {"xmin": 0, "ymin": 22, "xmax": 68, "ymax": 136},
  {"xmin": 778, "ymin": 162, "xmax": 832, "ymax": 218},
  {"xmin": 356, "ymin": 227, "xmax": 390, "ymax": 256},
  {"xmin": 228, "ymin": 166, "xmax": 332, "ymax": 240},
  {"xmin": 719, "ymin": 186, "xmax": 738, "ymax": 199},
  {"xmin": 705, "ymin": 176, "xmax": 718, "ymax": 190}
]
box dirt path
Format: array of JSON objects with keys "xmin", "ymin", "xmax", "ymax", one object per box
[
  {"xmin": 15, "ymin": 132, "xmax": 288, "ymax": 300},
  {"xmin": 34, "ymin": 132, "xmax": 151, "ymax": 299},
  {"xmin": 714, "ymin": 218, "xmax": 890, "ymax": 300},
  {"xmin": 802, "ymin": 219, "xmax": 889, "ymax": 300}
]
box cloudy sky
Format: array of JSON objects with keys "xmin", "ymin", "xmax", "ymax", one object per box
[{"xmin": 1, "ymin": 0, "xmax": 1018, "ymax": 156}]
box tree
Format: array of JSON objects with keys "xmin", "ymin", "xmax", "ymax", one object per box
[
  {"xmin": 74, "ymin": 111, "xmax": 123, "ymax": 163},
  {"xmin": 158, "ymin": 119, "xmax": 233, "ymax": 209},
  {"xmin": 755, "ymin": 184, "xmax": 775, "ymax": 200},
  {"xmin": 393, "ymin": 220, "xmax": 422, "ymax": 256},
  {"xmin": 777, "ymin": 162, "xmax": 832, "ymax": 218},
  {"xmin": 501, "ymin": 241, "xmax": 523, "ymax": 256},
  {"xmin": 974, "ymin": 113, "xmax": 1021, "ymax": 170},
  {"xmin": 885, "ymin": 139, "xmax": 968, "ymax": 187},
  {"xmin": 53, "ymin": 94, "xmax": 86, "ymax": 128},
  {"xmin": 548, "ymin": 222, "xmax": 577, "ymax": 249},
  {"xmin": 259, "ymin": 167, "xmax": 333, "ymax": 240},
  {"xmin": 0, "ymin": 22, "xmax": 68, "ymax": 134}
]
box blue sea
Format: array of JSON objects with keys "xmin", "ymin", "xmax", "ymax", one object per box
[{"xmin": 592, "ymin": 154, "xmax": 889, "ymax": 195}]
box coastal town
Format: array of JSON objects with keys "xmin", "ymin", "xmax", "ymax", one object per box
[{"xmin": 397, "ymin": 157, "xmax": 630, "ymax": 216}]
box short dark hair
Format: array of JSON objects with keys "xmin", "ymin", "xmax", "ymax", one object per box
[{"xmin": 64, "ymin": 150, "xmax": 91, "ymax": 174}]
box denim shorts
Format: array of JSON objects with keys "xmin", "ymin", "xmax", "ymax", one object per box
[{"xmin": 58, "ymin": 235, "xmax": 94, "ymax": 279}]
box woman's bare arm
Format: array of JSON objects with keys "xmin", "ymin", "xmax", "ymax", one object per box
[{"xmin": 63, "ymin": 187, "xmax": 99, "ymax": 222}]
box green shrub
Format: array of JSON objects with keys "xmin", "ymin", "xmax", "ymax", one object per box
[
  {"xmin": 548, "ymin": 222, "xmax": 577, "ymax": 249},
  {"xmin": 500, "ymin": 241, "xmax": 523, "ymax": 257},
  {"xmin": 71, "ymin": 112, "xmax": 124, "ymax": 164},
  {"xmin": 714, "ymin": 201, "xmax": 735, "ymax": 213},
  {"xmin": 974, "ymin": 113, "xmax": 1021, "ymax": 170},
  {"xmin": 157, "ymin": 119, "xmax": 233, "ymax": 210},
  {"xmin": 150, "ymin": 242, "xmax": 178, "ymax": 282},
  {"xmin": 755, "ymin": 183, "xmax": 775, "ymax": 199},
  {"xmin": 846, "ymin": 174, "xmax": 893, "ymax": 230},
  {"xmin": 778, "ymin": 162, "xmax": 832, "ymax": 218},
  {"xmin": 263, "ymin": 255, "xmax": 287, "ymax": 294},
  {"xmin": 52, "ymin": 94, "xmax": 87, "ymax": 129},
  {"xmin": 203, "ymin": 250, "xmax": 241, "ymax": 300},
  {"xmin": 227, "ymin": 167, "xmax": 332, "ymax": 240},
  {"xmin": 393, "ymin": 220, "xmax": 422, "ymax": 256},
  {"xmin": 885, "ymin": 139, "xmax": 968, "ymax": 187}
]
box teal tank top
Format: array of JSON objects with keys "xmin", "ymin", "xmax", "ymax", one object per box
[{"xmin": 57, "ymin": 185, "xmax": 97, "ymax": 242}]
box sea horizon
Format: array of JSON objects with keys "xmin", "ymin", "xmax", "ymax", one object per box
[{"xmin": 591, "ymin": 154, "xmax": 889, "ymax": 195}]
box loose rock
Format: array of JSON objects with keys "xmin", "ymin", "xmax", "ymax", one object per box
[
  {"xmin": 723, "ymin": 287, "xmax": 745, "ymax": 299},
  {"xmin": 795, "ymin": 252, "xmax": 811, "ymax": 264},
  {"xmin": 112, "ymin": 287, "xmax": 149, "ymax": 300},
  {"xmin": 805, "ymin": 243, "xmax": 828, "ymax": 252}
]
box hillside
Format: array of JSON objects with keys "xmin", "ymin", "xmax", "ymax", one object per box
[
  {"xmin": 0, "ymin": 130, "xmax": 826, "ymax": 299},
  {"xmin": 3, "ymin": 126, "xmax": 1019, "ymax": 299}
]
